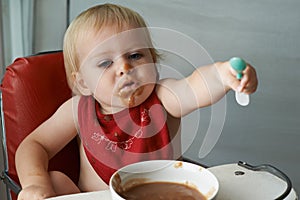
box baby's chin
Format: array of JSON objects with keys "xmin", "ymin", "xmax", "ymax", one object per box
[{"xmin": 117, "ymin": 84, "xmax": 155, "ymax": 108}]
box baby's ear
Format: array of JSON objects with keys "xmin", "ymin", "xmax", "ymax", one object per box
[{"xmin": 73, "ymin": 72, "xmax": 92, "ymax": 96}]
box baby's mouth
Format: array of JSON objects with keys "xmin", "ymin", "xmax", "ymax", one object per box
[{"xmin": 118, "ymin": 79, "xmax": 140, "ymax": 98}]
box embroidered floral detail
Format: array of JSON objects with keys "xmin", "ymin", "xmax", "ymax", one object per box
[
  {"xmin": 119, "ymin": 138, "xmax": 133, "ymax": 150},
  {"xmin": 134, "ymin": 128, "xmax": 143, "ymax": 138},
  {"xmin": 106, "ymin": 141, "xmax": 117, "ymax": 152},
  {"xmin": 91, "ymin": 132, "xmax": 108, "ymax": 144},
  {"xmin": 91, "ymin": 128, "xmax": 143, "ymax": 152}
]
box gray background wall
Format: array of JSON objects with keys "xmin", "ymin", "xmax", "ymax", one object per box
[{"xmin": 1, "ymin": 0, "xmax": 299, "ymax": 199}]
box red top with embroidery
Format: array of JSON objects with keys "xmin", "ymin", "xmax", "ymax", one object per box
[{"xmin": 78, "ymin": 90, "xmax": 174, "ymax": 184}]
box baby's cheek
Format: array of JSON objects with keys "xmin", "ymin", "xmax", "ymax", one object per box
[
  {"xmin": 94, "ymin": 85, "xmax": 111, "ymax": 102},
  {"xmin": 144, "ymin": 67, "xmax": 158, "ymax": 83}
]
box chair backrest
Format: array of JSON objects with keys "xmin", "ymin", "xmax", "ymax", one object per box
[{"xmin": 0, "ymin": 51, "xmax": 79, "ymax": 200}]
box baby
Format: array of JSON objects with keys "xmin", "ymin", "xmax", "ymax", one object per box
[{"xmin": 15, "ymin": 3, "xmax": 258, "ymax": 200}]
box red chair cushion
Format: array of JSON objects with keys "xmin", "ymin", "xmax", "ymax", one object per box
[{"xmin": 1, "ymin": 51, "xmax": 80, "ymax": 199}]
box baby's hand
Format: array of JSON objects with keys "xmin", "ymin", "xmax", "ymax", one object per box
[
  {"xmin": 17, "ymin": 184, "xmax": 55, "ymax": 200},
  {"xmin": 216, "ymin": 60, "xmax": 258, "ymax": 94}
]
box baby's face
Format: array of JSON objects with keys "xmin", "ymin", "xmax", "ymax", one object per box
[{"xmin": 77, "ymin": 25, "xmax": 157, "ymax": 114}]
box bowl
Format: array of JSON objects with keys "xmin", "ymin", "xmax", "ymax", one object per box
[{"xmin": 109, "ymin": 160, "xmax": 219, "ymax": 200}]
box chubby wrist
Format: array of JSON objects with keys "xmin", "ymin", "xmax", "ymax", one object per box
[{"xmin": 21, "ymin": 172, "xmax": 52, "ymax": 189}]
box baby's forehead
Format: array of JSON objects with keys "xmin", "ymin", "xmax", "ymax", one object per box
[{"xmin": 77, "ymin": 26, "xmax": 152, "ymax": 61}]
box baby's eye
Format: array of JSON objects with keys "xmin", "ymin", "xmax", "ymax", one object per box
[
  {"xmin": 98, "ymin": 60, "xmax": 113, "ymax": 68},
  {"xmin": 128, "ymin": 52, "xmax": 143, "ymax": 60}
]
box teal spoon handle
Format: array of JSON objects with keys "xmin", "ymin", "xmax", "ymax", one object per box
[
  {"xmin": 229, "ymin": 57, "xmax": 250, "ymax": 106},
  {"xmin": 230, "ymin": 57, "xmax": 246, "ymax": 80}
]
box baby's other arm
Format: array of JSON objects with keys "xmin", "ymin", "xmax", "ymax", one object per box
[{"xmin": 16, "ymin": 97, "xmax": 79, "ymax": 200}]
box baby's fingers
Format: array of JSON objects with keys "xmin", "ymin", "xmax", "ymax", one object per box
[{"xmin": 239, "ymin": 65, "xmax": 258, "ymax": 94}]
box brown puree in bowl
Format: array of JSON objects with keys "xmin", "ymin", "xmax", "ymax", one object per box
[{"xmin": 119, "ymin": 181, "xmax": 207, "ymax": 200}]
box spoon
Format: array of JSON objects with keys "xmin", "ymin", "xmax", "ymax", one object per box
[{"xmin": 229, "ymin": 57, "xmax": 250, "ymax": 106}]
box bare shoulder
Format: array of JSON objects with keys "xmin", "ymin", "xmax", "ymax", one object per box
[{"xmin": 49, "ymin": 96, "xmax": 80, "ymax": 127}]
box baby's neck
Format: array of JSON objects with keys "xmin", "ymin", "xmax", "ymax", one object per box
[{"xmin": 99, "ymin": 104, "xmax": 126, "ymax": 115}]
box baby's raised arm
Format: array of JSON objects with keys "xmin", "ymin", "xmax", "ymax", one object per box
[
  {"xmin": 156, "ymin": 60, "xmax": 258, "ymax": 117},
  {"xmin": 15, "ymin": 98, "xmax": 78, "ymax": 200}
]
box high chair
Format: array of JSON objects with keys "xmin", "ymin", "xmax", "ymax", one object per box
[{"xmin": 0, "ymin": 51, "xmax": 80, "ymax": 200}]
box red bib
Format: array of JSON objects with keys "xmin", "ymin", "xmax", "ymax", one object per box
[{"xmin": 78, "ymin": 90, "xmax": 173, "ymax": 184}]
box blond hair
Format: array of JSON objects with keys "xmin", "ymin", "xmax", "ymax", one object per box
[{"xmin": 63, "ymin": 3, "xmax": 158, "ymax": 94}]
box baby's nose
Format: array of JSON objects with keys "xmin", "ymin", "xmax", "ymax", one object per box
[{"xmin": 118, "ymin": 63, "xmax": 133, "ymax": 76}]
